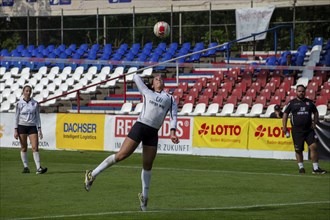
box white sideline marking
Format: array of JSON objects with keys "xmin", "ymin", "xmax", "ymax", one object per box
[
  {"xmin": 7, "ymin": 201, "xmax": 330, "ymax": 220},
  {"xmin": 117, "ymin": 165, "xmax": 327, "ymax": 179}
]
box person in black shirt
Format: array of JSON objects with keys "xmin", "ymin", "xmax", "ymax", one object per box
[
  {"xmin": 269, "ymin": 104, "xmax": 283, "ymax": 118},
  {"xmin": 282, "ymin": 84, "xmax": 326, "ymax": 174}
]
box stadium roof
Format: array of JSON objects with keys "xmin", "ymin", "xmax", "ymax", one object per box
[{"xmin": 1, "ymin": 0, "xmax": 330, "ymax": 17}]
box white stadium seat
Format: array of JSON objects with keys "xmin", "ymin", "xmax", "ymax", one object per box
[
  {"xmin": 189, "ymin": 103, "xmax": 206, "ymax": 116},
  {"xmin": 230, "ymin": 103, "xmax": 249, "ymax": 117},
  {"xmin": 216, "ymin": 103, "xmax": 234, "ymax": 116},
  {"xmin": 178, "ymin": 103, "xmax": 193, "ymax": 116},
  {"xmin": 260, "ymin": 104, "xmax": 276, "ymax": 118},
  {"xmin": 202, "ymin": 103, "xmax": 220, "ymax": 116},
  {"xmin": 245, "ymin": 103, "xmax": 263, "ymax": 117},
  {"xmin": 115, "ymin": 102, "xmax": 133, "ymax": 115}
]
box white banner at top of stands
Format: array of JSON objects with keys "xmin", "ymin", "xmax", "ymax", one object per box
[
  {"xmin": 0, "ymin": 113, "xmax": 57, "ymax": 150},
  {"xmin": 105, "ymin": 115, "xmax": 193, "ymax": 155},
  {"xmin": 2, "ymin": 1, "xmax": 327, "ymax": 17},
  {"xmin": 235, "ymin": 5, "xmax": 275, "ymax": 42}
]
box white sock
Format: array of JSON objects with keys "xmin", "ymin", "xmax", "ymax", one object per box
[
  {"xmin": 141, "ymin": 169, "xmax": 152, "ymax": 199},
  {"xmin": 33, "ymin": 152, "xmax": 41, "ymax": 170},
  {"xmin": 298, "ymin": 162, "xmax": 304, "ymax": 169},
  {"xmin": 20, "ymin": 151, "xmax": 28, "ymax": 168},
  {"xmin": 312, "ymin": 163, "xmax": 319, "ymax": 170},
  {"xmin": 92, "ymin": 154, "xmax": 116, "ymax": 178}
]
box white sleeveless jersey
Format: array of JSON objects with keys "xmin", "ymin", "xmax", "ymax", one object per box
[
  {"xmin": 15, "ymin": 98, "xmax": 41, "ymax": 129},
  {"xmin": 134, "ymin": 74, "xmax": 178, "ymax": 130}
]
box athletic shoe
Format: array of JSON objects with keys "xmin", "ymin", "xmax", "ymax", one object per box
[
  {"xmin": 138, "ymin": 193, "xmax": 148, "ymax": 211},
  {"xmin": 22, "ymin": 167, "xmax": 30, "ymax": 173},
  {"xmin": 299, "ymin": 168, "xmax": 305, "ymax": 174},
  {"xmin": 312, "ymin": 168, "xmax": 327, "ymax": 174},
  {"xmin": 84, "ymin": 170, "xmax": 95, "ymax": 192},
  {"xmin": 36, "ymin": 167, "xmax": 48, "ymax": 174}
]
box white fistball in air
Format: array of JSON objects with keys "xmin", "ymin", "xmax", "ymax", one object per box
[{"xmin": 154, "ymin": 21, "xmax": 170, "ymax": 38}]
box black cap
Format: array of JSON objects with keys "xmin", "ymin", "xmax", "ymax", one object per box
[{"xmin": 274, "ymin": 105, "xmax": 280, "ymax": 110}]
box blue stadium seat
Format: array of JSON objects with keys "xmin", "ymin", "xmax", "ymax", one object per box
[
  {"xmin": 312, "ymin": 37, "xmax": 323, "ymax": 47},
  {"xmin": 265, "ymin": 56, "xmax": 278, "ymax": 66},
  {"xmin": 202, "ymin": 42, "xmax": 218, "ymax": 57}
]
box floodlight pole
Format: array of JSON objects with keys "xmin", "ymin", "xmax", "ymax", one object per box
[
  {"xmin": 209, "ymin": 2, "xmax": 212, "ymax": 44},
  {"xmin": 96, "ymin": 8, "xmax": 99, "ymax": 44},
  {"xmin": 27, "ymin": 10, "xmax": 30, "ymax": 46},
  {"xmin": 61, "ymin": 9, "xmax": 64, "ymax": 44},
  {"xmin": 133, "ymin": 6, "xmax": 135, "ymax": 43}
]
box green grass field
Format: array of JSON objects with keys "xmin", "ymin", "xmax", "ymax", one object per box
[{"xmin": 0, "ymin": 147, "xmax": 329, "ymax": 220}]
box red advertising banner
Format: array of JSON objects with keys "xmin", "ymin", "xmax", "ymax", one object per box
[{"xmin": 113, "ymin": 116, "xmax": 192, "ymax": 154}]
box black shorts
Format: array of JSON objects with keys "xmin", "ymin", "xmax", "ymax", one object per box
[
  {"xmin": 292, "ymin": 129, "xmax": 317, "ymax": 151},
  {"xmin": 127, "ymin": 122, "xmax": 158, "ymax": 147},
  {"xmin": 17, "ymin": 125, "xmax": 38, "ymax": 135}
]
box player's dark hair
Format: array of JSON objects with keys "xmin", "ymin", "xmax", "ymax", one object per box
[
  {"xmin": 22, "ymin": 85, "xmax": 32, "ymax": 92},
  {"xmin": 296, "ymin": 84, "xmax": 306, "ymax": 91}
]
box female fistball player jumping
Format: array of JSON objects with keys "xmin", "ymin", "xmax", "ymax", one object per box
[{"xmin": 84, "ymin": 74, "xmax": 179, "ymax": 211}]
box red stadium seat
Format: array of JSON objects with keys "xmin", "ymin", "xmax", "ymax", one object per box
[
  {"xmin": 283, "ymin": 76, "xmax": 295, "ymax": 86},
  {"xmin": 269, "ymin": 95, "xmax": 282, "ymax": 106},
  {"xmin": 315, "ymin": 95, "xmax": 328, "ymax": 106},
  {"xmin": 256, "ymin": 73, "xmax": 267, "ymax": 87},
  {"xmin": 274, "ymin": 88, "xmax": 286, "ymax": 100},
  {"xmin": 235, "ymin": 82, "xmax": 247, "ymax": 92},
  {"xmin": 227, "ymin": 68, "xmax": 239, "ymax": 81},
  {"xmin": 197, "ymin": 77, "xmax": 208, "ymax": 87},
  {"xmin": 323, "ymin": 82, "xmax": 330, "ymax": 90},
  {"xmin": 314, "ymin": 70, "xmax": 328, "ymax": 82},
  {"xmin": 259, "ymin": 88, "xmax": 271, "ymax": 101},
  {"xmin": 173, "ymin": 88, "xmax": 184, "ymax": 98},
  {"xmin": 287, "ymin": 89, "xmax": 296, "ymax": 97},
  {"xmin": 183, "ymin": 95, "xmax": 196, "ymax": 105},
  {"xmin": 264, "ymin": 82, "xmax": 276, "ymax": 93},
  {"xmin": 241, "ymin": 95, "xmax": 253, "ymax": 107},
  {"xmin": 187, "ymin": 87, "xmax": 199, "ymax": 99},
  {"xmin": 208, "ymin": 81, "xmax": 219, "ymax": 92},
  {"xmin": 310, "ymin": 76, "xmax": 323, "ymax": 87},
  {"xmin": 178, "ymin": 82, "xmax": 188, "ymax": 92},
  {"xmin": 192, "ymin": 82, "xmax": 204, "ymax": 92},
  {"xmin": 226, "ymin": 95, "xmax": 238, "ymax": 106},
  {"xmin": 222, "ymin": 81, "xmax": 233, "ymax": 91},
  {"xmin": 250, "ymin": 82, "xmax": 262, "ymax": 92},
  {"xmin": 231, "ymin": 88, "xmax": 243, "ymax": 100},
  {"xmin": 173, "ymin": 95, "xmax": 180, "ymax": 106},
  {"xmin": 305, "ymin": 89, "xmax": 316, "ymax": 101},
  {"xmin": 203, "ymin": 87, "xmax": 216, "ymax": 99},
  {"xmin": 320, "ymin": 88, "xmax": 330, "ymax": 98},
  {"xmin": 306, "ymin": 82, "xmax": 319, "ymax": 92},
  {"xmin": 241, "ymin": 71, "xmax": 252, "ymax": 87},
  {"xmin": 198, "ymin": 95, "xmax": 209, "ymax": 106},
  {"xmin": 212, "ymin": 95, "xmax": 224, "ymax": 108},
  {"xmin": 269, "ymin": 76, "xmax": 281, "ymax": 87},
  {"xmin": 255, "ymin": 96, "xmax": 267, "ymax": 106},
  {"xmin": 217, "ymin": 88, "xmax": 229, "ymax": 99},
  {"xmin": 284, "ymin": 95, "xmax": 296, "ymax": 105},
  {"xmin": 209, "ymin": 76, "xmax": 222, "ymax": 87},
  {"xmin": 279, "ymin": 81, "xmax": 292, "ymax": 91},
  {"xmin": 245, "ymin": 88, "xmax": 257, "ymax": 101}
]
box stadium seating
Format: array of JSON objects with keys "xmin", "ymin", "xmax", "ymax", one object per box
[
  {"xmin": 202, "ymin": 103, "xmax": 220, "ymax": 116},
  {"xmin": 245, "ymin": 103, "xmax": 263, "ymax": 117},
  {"xmin": 230, "ymin": 103, "xmax": 249, "ymax": 117},
  {"xmin": 216, "ymin": 103, "xmax": 234, "ymax": 116},
  {"xmin": 178, "ymin": 103, "xmax": 193, "ymax": 116},
  {"xmin": 189, "ymin": 103, "xmax": 207, "ymax": 116},
  {"xmin": 260, "ymin": 104, "xmax": 276, "ymax": 118}
]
